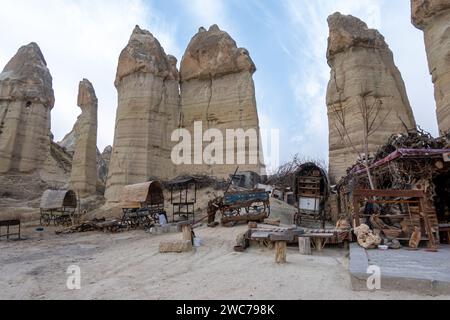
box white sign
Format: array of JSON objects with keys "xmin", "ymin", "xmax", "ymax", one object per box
[{"xmin": 299, "ymin": 198, "xmax": 319, "ymax": 212}]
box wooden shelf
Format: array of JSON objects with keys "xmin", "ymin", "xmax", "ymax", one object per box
[{"xmin": 360, "ymin": 214, "xmax": 407, "ymax": 218}]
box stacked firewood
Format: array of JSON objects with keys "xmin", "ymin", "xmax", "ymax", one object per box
[
  {"xmin": 55, "ymin": 218, "xmax": 122, "ymax": 234},
  {"xmin": 373, "ymin": 128, "xmax": 449, "ymax": 162}
]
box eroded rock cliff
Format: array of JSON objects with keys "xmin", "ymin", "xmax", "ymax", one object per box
[
  {"xmin": 179, "ymin": 25, "xmax": 265, "ymax": 177},
  {"xmin": 0, "ymin": 43, "xmax": 54, "ymax": 173},
  {"xmin": 412, "ymin": 0, "xmax": 450, "ymax": 133},
  {"xmin": 0, "ymin": 43, "xmax": 72, "ymax": 205},
  {"xmin": 326, "ymin": 13, "xmax": 416, "ymax": 183},
  {"xmin": 105, "ymin": 26, "xmax": 180, "ymax": 203},
  {"xmin": 70, "ymin": 79, "xmax": 98, "ymax": 198}
]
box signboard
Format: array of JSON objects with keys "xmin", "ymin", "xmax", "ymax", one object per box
[
  {"xmin": 299, "ymin": 197, "xmax": 319, "ymax": 212},
  {"xmin": 444, "ymin": 153, "xmax": 450, "ymax": 163}
]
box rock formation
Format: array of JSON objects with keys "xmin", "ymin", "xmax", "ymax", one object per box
[
  {"xmin": 58, "ymin": 127, "xmax": 76, "ymax": 155},
  {"xmin": 98, "ymin": 145, "xmax": 112, "ymax": 184},
  {"xmin": 104, "ymin": 26, "xmax": 180, "ymax": 203},
  {"xmin": 0, "ymin": 43, "xmax": 73, "ymax": 206},
  {"xmin": 179, "ymin": 25, "xmax": 265, "ymax": 177},
  {"xmin": 59, "ymin": 129, "xmax": 110, "ymax": 185},
  {"xmin": 411, "ymin": 0, "xmax": 450, "ymax": 133},
  {"xmin": 104, "ymin": 25, "xmax": 267, "ymax": 202},
  {"xmin": 70, "ymin": 79, "xmax": 98, "ymax": 198},
  {"xmin": 326, "ymin": 13, "xmax": 416, "ymax": 183},
  {"xmin": 0, "ymin": 42, "xmax": 54, "ymax": 173}
]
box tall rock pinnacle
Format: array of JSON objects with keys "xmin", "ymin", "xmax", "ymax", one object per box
[
  {"xmin": 179, "ymin": 24, "xmax": 265, "ymax": 177},
  {"xmin": 0, "ymin": 43, "xmax": 55, "ymax": 173},
  {"xmin": 70, "ymin": 79, "xmax": 98, "ymax": 198},
  {"xmin": 326, "ymin": 13, "xmax": 416, "ymax": 183},
  {"xmin": 411, "ymin": 0, "xmax": 450, "ymax": 133},
  {"xmin": 105, "ymin": 25, "xmax": 180, "ymax": 203}
]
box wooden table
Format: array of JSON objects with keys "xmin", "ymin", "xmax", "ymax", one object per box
[{"xmin": 0, "ymin": 220, "xmax": 21, "ymax": 241}]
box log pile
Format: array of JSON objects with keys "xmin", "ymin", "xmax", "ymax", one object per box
[{"xmin": 55, "ymin": 218, "xmax": 122, "ymax": 234}]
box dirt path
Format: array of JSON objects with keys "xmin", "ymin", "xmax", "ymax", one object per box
[{"xmin": 1, "ymin": 223, "xmax": 448, "ymax": 300}]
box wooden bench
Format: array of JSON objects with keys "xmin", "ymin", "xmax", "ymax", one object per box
[{"xmin": 0, "ymin": 220, "xmax": 21, "ymax": 241}]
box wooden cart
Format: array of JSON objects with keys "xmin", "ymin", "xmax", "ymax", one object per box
[
  {"xmin": 120, "ymin": 181, "xmax": 165, "ymax": 230},
  {"xmin": 219, "ymin": 189, "xmax": 271, "ymax": 227},
  {"xmin": 40, "ymin": 190, "xmax": 78, "ymax": 226}
]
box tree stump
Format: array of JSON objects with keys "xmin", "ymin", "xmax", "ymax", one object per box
[
  {"xmin": 298, "ymin": 237, "xmax": 311, "ymax": 255},
  {"xmin": 275, "ymin": 241, "xmax": 287, "ymax": 264}
]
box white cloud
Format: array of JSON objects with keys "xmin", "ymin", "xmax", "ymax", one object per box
[{"xmin": 0, "ymin": 0, "xmax": 179, "ymax": 151}]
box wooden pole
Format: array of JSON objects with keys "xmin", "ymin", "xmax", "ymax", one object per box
[
  {"xmin": 315, "ymin": 238, "xmax": 324, "ymax": 252},
  {"xmin": 275, "ymin": 241, "xmax": 287, "ymax": 264},
  {"xmin": 353, "ymin": 196, "xmax": 361, "ymax": 227},
  {"xmin": 298, "ymin": 237, "xmax": 311, "ymax": 255},
  {"xmin": 182, "ymin": 224, "xmax": 193, "ymax": 243},
  {"xmin": 419, "ymin": 198, "xmax": 438, "ymax": 251}
]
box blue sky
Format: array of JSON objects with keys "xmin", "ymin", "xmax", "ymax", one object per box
[{"xmin": 0, "ymin": 0, "xmax": 438, "ymax": 173}]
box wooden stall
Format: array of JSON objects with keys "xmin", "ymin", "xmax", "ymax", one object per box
[
  {"xmin": 169, "ymin": 177, "xmax": 197, "ymax": 223},
  {"xmin": 352, "ymin": 189, "xmax": 439, "ymax": 250},
  {"xmin": 338, "ymin": 147, "xmax": 450, "ymax": 244}
]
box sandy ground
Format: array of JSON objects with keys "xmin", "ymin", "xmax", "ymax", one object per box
[{"xmin": 1, "ymin": 221, "xmax": 449, "ymax": 300}]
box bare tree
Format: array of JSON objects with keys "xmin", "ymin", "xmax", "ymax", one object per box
[{"xmin": 331, "ymin": 85, "xmax": 391, "ymax": 189}]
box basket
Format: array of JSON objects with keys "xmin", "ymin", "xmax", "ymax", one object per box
[{"xmin": 382, "ymin": 228, "xmax": 402, "ymax": 239}]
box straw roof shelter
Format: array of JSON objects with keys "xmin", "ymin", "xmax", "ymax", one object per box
[
  {"xmin": 120, "ymin": 181, "xmax": 164, "ymax": 209},
  {"xmin": 40, "ymin": 190, "xmax": 77, "ymax": 210}
]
